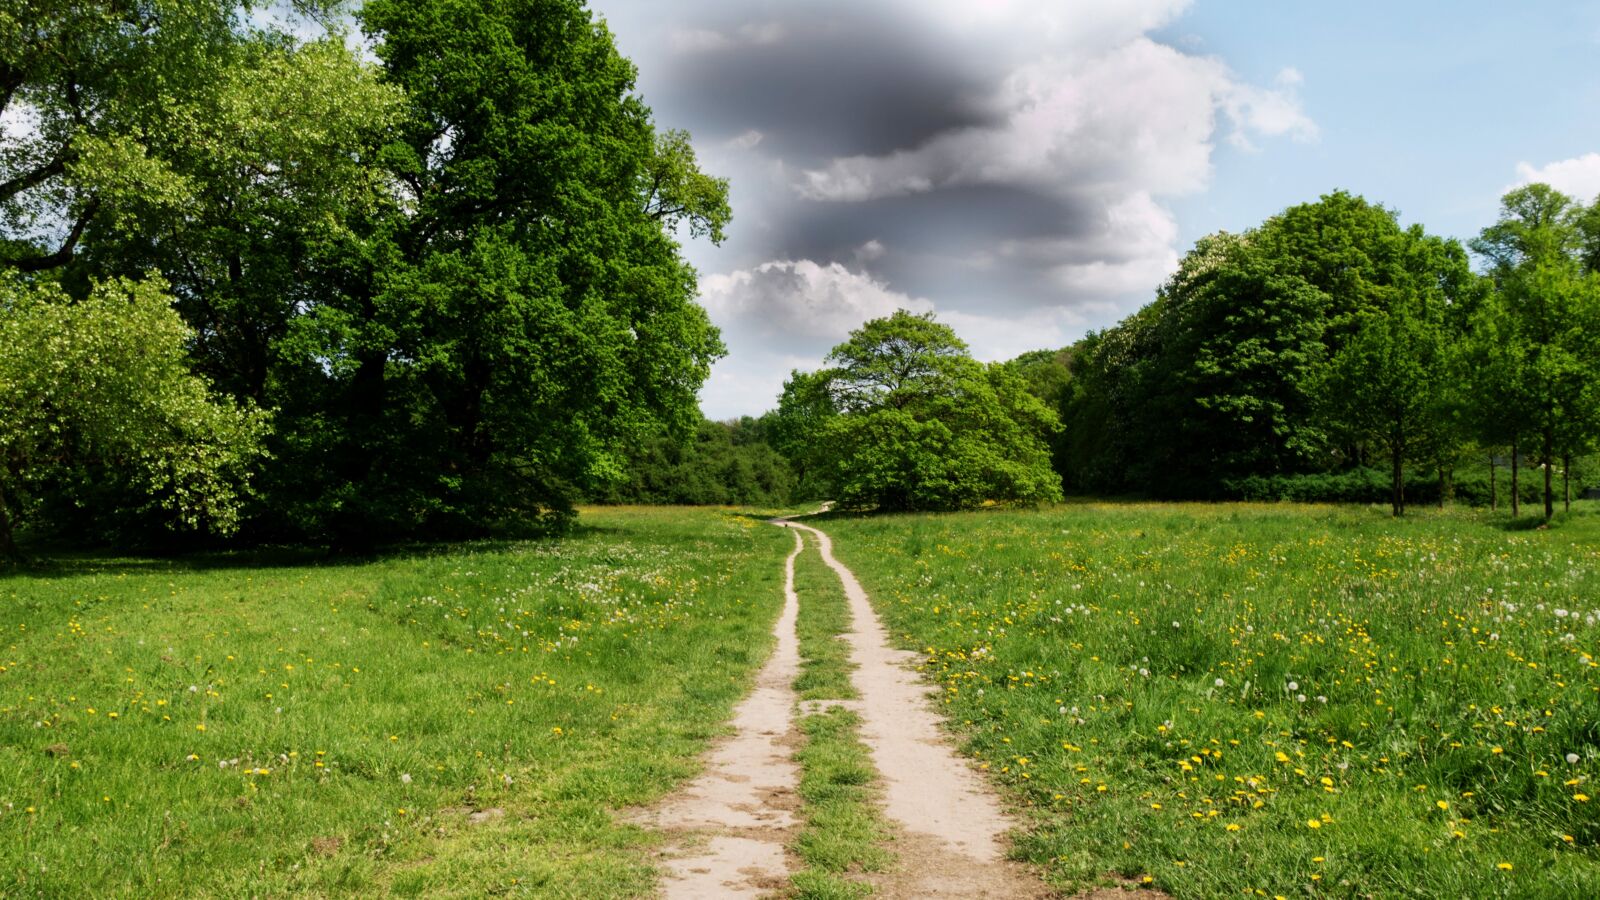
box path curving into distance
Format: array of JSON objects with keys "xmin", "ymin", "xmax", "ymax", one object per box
[
  {"xmin": 636, "ymin": 517, "xmax": 1055, "ymax": 898},
  {"xmin": 782, "ymin": 519, "xmax": 1050, "ymax": 899},
  {"xmin": 632, "ymin": 528, "xmax": 804, "ymax": 898}
]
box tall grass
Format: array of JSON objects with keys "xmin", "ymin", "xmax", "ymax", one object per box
[
  {"xmin": 822, "ymin": 502, "xmax": 1600, "ymax": 898},
  {"xmin": 0, "ymin": 507, "xmax": 789, "ymax": 897}
]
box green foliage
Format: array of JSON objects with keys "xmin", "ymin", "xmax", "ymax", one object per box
[
  {"xmin": 0, "ymin": 276, "xmax": 268, "ymax": 556},
  {"xmin": 4, "ymin": 0, "xmax": 731, "ymax": 548},
  {"xmin": 1468, "ymin": 184, "xmax": 1600, "ymax": 519},
  {"xmin": 785, "ymin": 311, "xmax": 1062, "ymax": 511},
  {"xmin": 1057, "ymin": 191, "xmax": 1489, "ymax": 500},
  {"xmin": 594, "ymin": 417, "xmax": 796, "ymax": 507},
  {"xmin": 1312, "ymin": 301, "xmax": 1451, "ymax": 515},
  {"xmin": 233, "ymin": 0, "xmax": 733, "ymax": 543},
  {"xmin": 1006, "ymin": 348, "xmax": 1075, "ymax": 410}
]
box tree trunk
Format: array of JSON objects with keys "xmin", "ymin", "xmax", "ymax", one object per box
[
  {"xmin": 1543, "ymin": 429, "xmax": 1555, "ymax": 521},
  {"xmin": 1391, "ymin": 443, "xmax": 1404, "ymax": 517},
  {"xmin": 0, "ymin": 479, "xmax": 19, "ymax": 563},
  {"xmin": 1511, "ymin": 438, "xmax": 1520, "ymax": 518},
  {"xmin": 1564, "ymin": 452, "xmax": 1571, "ymax": 512},
  {"xmin": 1438, "ymin": 464, "xmax": 1446, "ymax": 510},
  {"xmin": 1489, "ymin": 455, "xmax": 1497, "ymax": 512}
]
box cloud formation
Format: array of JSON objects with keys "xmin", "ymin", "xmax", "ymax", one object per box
[
  {"xmin": 1514, "ymin": 153, "xmax": 1600, "ymax": 204},
  {"xmin": 596, "ymin": 0, "xmax": 1317, "ymax": 416}
]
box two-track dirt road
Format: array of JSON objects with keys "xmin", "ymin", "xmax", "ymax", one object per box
[{"xmin": 637, "ymin": 517, "xmax": 1052, "ymax": 897}]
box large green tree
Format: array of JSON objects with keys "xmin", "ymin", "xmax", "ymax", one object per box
[
  {"xmin": 782, "ymin": 311, "xmax": 1062, "ymax": 511},
  {"xmin": 5, "ymin": 0, "xmax": 731, "ymax": 546},
  {"xmin": 1313, "ymin": 301, "xmax": 1449, "ymax": 516},
  {"xmin": 262, "ymin": 0, "xmax": 731, "ymax": 543},
  {"xmin": 1058, "ymin": 192, "xmax": 1480, "ymax": 498},
  {"xmin": 1, "ymin": 1, "xmax": 345, "ymax": 273}
]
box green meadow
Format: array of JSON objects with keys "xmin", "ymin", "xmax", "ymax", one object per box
[
  {"xmin": 821, "ymin": 502, "xmax": 1600, "ymax": 898},
  {"xmin": 0, "ymin": 507, "xmax": 789, "ymax": 898},
  {"xmin": 7, "ymin": 501, "xmax": 1600, "ymax": 898}
]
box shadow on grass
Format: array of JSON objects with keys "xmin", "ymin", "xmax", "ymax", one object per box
[{"xmin": 0, "ymin": 526, "xmax": 606, "ymax": 580}]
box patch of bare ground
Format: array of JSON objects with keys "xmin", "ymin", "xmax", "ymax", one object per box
[
  {"xmin": 629, "ymin": 529, "xmax": 806, "ymax": 898},
  {"xmin": 784, "ymin": 520, "xmax": 1058, "ymax": 899}
]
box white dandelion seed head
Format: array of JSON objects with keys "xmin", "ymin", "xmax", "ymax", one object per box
[
  {"xmin": 1568, "ymin": 753, "xmax": 1581, "ymax": 765},
  {"xmin": 1287, "ymin": 681, "xmax": 1299, "ymax": 692}
]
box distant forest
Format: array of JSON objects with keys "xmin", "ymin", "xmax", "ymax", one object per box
[{"xmin": 623, "ymin": 189, "xmax": 1600, "ymax": 516}]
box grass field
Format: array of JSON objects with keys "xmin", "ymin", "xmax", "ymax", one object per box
[
  {"xmin": 0, "ymin": 507, "xmax": 790, "ymax": 898},
  {"xmin": 820, "ymin": 502, "xmax": 1600, "ymax": 898}
]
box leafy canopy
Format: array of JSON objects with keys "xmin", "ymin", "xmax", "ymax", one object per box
[{"xmin": 780, "ymin": 311, "xmax": 1062, "ymax": 512}]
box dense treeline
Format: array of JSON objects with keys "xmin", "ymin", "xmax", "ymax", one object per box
[
  {"xmin": 1029, "ymin": 189, "xmax": 1600, "ymax": 516},
  {"xmin": 592, "ymin": 417, "xmax": 796, "ymax": 507},
  {"xmin": 1, "ymin": 0, "xmax": 727, "ymax": 554}
]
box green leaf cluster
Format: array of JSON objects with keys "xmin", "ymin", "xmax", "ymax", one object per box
[
  {"xmin": 0, "ymin": 275, "xmax": 268, "ymax": 557},
  {"xmin": 776, "ymin": 311, "xmax": 1062, "ymax": 512}
]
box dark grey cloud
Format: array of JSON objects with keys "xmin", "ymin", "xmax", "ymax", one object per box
[
  {"xmin": 653, "ymin": 6, "xmax": 997, "ymax": 163},
  {"xmin": 593, "ymin": 0, "xmax": 1315, "ymax": 416}
]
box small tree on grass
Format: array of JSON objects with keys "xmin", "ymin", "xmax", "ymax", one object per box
[
  {"xmin": 782, "ymin": 311, "xmax": 1062, "ymax": 512},
  {"xmin": 1314, "ymin": 301, "xmax": 1450, "ymax": 516},
  {"xmin": 0, "ymin": 276, "xmax": 269, "ymax": 559}
]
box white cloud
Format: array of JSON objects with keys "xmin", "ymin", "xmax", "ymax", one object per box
[
  {"xmin": 905, "ymin": 0, "xmax": 1194, "ymax": 56},
  {"xmin": 696, "ymin": 259, "xmax": 1105, "ymax": 416},
  {"xmin": 799, "ymin": 38, "xmax": 1312, "ymax": 203},
  {"xmin": 700, "ymin": 260, "xmax": 934, "ymax": 344},
  {"xmin": 669, "ymin": 21, "xmax": 786, "ymax": 54},
  {"xmin": 608, "ymin": 0, "xmax": 1322, "ymax": 415},
  {"xmin": 995, "ymin": 192, "xmax": 1181, "ymax": 296},
  {"xmin": 725, "ymin": 129, "xmax": 765, "ymax": 151},
  {"xmin": 1513, "ymin": 153, "xmax": 1600, "ymax": 203},
  {"xmin": 853, "ymin": 239, "xmax": 887, "ymax": 263},
  {"xmin": 697, "ymin": 261, "xmax": 931, "ymax": 415}
]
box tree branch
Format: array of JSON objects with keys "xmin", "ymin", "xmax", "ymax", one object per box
[
  {"xmin": 0, "ymin": 154, "xmax": 68, "ymax": 204},
  {"xmin": 8, "ymin": 198, "xmax": 98, "ymax": 272}
]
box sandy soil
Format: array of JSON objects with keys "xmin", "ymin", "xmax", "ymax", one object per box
[
  {"xmin": 629, "ymin": 528, "xmax": 805, "ymax": 898},
  {"xmin": 783, "ymin": 519, "xmax": 1055, "ymax": 899}
]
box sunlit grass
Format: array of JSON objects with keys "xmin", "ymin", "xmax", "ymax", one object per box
[
  {"xmin": 0, "ymin": 507, "xmax": 790, "ymax": 897},
  {"xmin": 821, "ymin": 501, "xmax": 1600, "ymax": 898}
]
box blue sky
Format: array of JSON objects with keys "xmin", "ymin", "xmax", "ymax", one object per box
[
  {"xmin": 591, "ymin": 1, "xmax": 1600, "ymax": 418},
  {"xmin": 1160, "ymin": 1, "xmax": 1600, "ymax": 247}
]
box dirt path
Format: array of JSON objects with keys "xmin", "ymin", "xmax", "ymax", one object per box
[
  {"xmin": 630, "ymin": 528, "xmax": 805, "ymax": 898},
  {"xmin": 784, "ymin": 520, "xmax": 1052, "ymax": 899}
]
